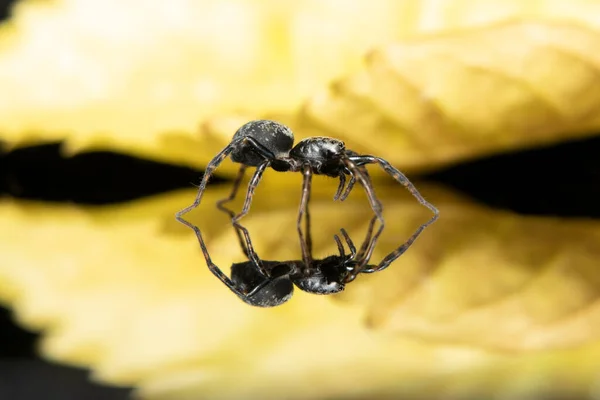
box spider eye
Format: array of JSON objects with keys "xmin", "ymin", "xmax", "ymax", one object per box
[{"xmin": 320, "ymin": 140, "xmax": 344, "ymax": 157}]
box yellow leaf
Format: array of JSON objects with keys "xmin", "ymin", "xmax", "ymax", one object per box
[
  {"xmin": 4, "ymin": 1, "xmax": 600, "ymax": 173},
  {"xmin": 302, "ymin": 20, "xmax": 600, "ymax": 171},
  {"xmin": 181, "ymin": 19, "xmax": 600, "ymax": 176},
  {"xmin": 0, "ymin": 0, "xmax": 421, "ymax": 166},
  {"xmin": 0, "ymin": 179, "xmax": 598, "ymax": 399}
]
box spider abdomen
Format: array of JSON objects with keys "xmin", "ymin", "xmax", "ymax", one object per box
[{"xmin": 231, "ymin": 120, "xmax": 294, "ymax": 166}]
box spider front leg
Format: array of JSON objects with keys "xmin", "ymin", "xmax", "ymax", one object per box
[
  {"xmin": 338, "ymin": 228, "xmax": 357, "ymax": 259},
  {"xmin": 348, "ymin": 155, "xmax": 440, "ymax": 219},
  {"xmin": 356, "ymin": 214, "xmax": 378, "ymax": 263},
  {"xmin": 341, "ymin": 158, "xmax": 385, "ymax": 272},
  {"xmin": 341, "ymin": 158, "xmax": 383, "ymax": 219},
  {"xmin": 230, "ymin": 160, "xmax": 271, "ymax": 276},
  {"xmin": 333, "ymin": 172, "xmax": 346, "ymax": 201},
  {"xmin": 338, "ymin": 165, "xmax": 370, "ymax": 202},
  {"xmin": 346, "ymin": 155, "xmax": 439, "ymax": 274},
  {"xmin": 297, "ymin": 165, "xmax": 314, "ymax": 273}
]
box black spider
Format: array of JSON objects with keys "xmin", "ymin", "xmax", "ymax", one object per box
[
  {"xmin": 181, "ymin": 204, "xmax": 435, "ymax": 306},
  {"xmin": 176, "ymin": 119, "xmax": 438, "ymax": 275}
]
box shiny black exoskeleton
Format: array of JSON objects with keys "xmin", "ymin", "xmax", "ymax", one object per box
[
  {"xmin": 176, "ymin": 120, "xmax": 384, "ymax": 237},
  {"xmin": 230, "ymin": 252, "xmax": 351, "ymax": 307},
  {"xmin": 230, "ymin": 120, "xmax": 295, "ymax": 166}
]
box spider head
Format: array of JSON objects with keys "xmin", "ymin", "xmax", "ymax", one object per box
[
  {"xmin": 289, "ymin": 137, "xmax": 346, "ymax": 175},
  {"xmin": 230, "ymin": 260, "xmax": 294, "ymax": 307},
  {"xmin": 291, "ymin": 255, "xmax": 347, "ymax": 295},
  {"xmin": 231, "ymin": 120, "xmax": 295, "ymax": 166}
]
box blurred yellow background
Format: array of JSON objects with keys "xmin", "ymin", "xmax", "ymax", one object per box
[{"xmin": 1, "ymin": 0, "xmax": 600, "ymax": 399}]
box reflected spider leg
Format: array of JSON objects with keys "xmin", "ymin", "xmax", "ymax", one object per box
[
  {"xmin": 338, "ymin": 216, "xmax": 376, "ymax": 283},
  {"xmin": 231, "ymin": 161, "xmax": 271, "ymax": 227},
  {"xmin": 338, "ymin": 228, "xmax": 357, "ymax": 260},
  {"xmin": 228, "ymin": 161, "xmax": 271, "ymax": 275},
  {"xmin": 355, "ymin": 207, "xmax": 436, "ymax": 276},
  {"xmin": 216, "ymin": 165, "xmax": 249, "ymax": 255},
  {"xmin": 231, "ymin": 218, "xmax": 350, "ymax": 303},
  {"xmin": 333, "ymin": 234, "xmax": 346, "ymax": 258},
  {"xmin": 182, "ymin": 211, "xmax": 295, "ymax": 307},
  {"xmin": 355, "ymin": 214, "xmax": 378, "ymax": 261},
  {"xmin": 177, "ymin": 121, "xmax": 295, "ymax": 280},
  {"xmin": 286, "ymin": 137, "xmax": 385, "ymax": 247},
  {"xmin": 297, "ymin": 165, "xmax": 313, "ymax": 272},
  {"xmin": 361, "ymin": 210, "xmax": 437, "ymax": 274},
  {"xmin": 180, "ymin": 214, "xmax": 248, "ymax": 299},
  {"xmin": 213, "ymin": 160, "xmax": 272, "ymax": 272},
  {"xmin": 346, "ymin": 154, "xmax": 439, "ymax": 269},
  {"xmin": 340, "ymin": 158, "xmax": 385, "ymax": 273},
  {"xmin": 232, "ymin": 190, "xmax": 362, "ymax": 299},
  {"xmin": 296, "ymin": 165, "xmax": 368, "ymax": 275}
]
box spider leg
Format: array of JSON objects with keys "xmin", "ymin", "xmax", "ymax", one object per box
[
  {"xmin": 232, "ymin": 219, "xmax": 268, "ymax": 286},
  {"xmin": 340, "ymin": 218, "xmax": 377, "ymax": 284},
  {"xmin": 348, "ymin": 155, "xmax": 440, "ymax": 219},
  {"xmin": 231, "ymin": 161, "xmax": 271, "ymax": 276},
  {"xmin": 180, "ymin": 217, "xmax": 247, "ymax": 298},
  {"xmin": 334, "ymin": 234, "xmax": 345, "ymax": 258},
  {"xmin": 177, "ymin": 136, "xmax": 277, "ymax": 290},
  {"xmin": 333, "ymin": 172, "xmax": 346, "ymax": 201},
  {"xmin": 356, "ymin": 215, "xmax": 378, "ymax": 262},
  {"xmin": 341, "ymin": 158, "xmax": 383, "ymax": 218},
  {"xmin": 231, "ymin": 161, "xmax": 270, "ymax": 225},
  {"xmin": 305, "ymin": 173, "xmax": 313, "ymax": 259},
  {"xmin": 216, "ymin": 165, "xmax": 247, "ymax": 214},
  {"xmin": 297, "ymin": 165, "xmax": 313, "ymax": 274},
  {"xmin": 339, "ymin": 165, "xmax": 369, "ymax": 202},
  {"xmin": 229, "ymin": 133, "xmax": 287, "ymax": 227},
  {"xmin": 346, "ymin": 155, "xmax": 439, "ymax": 273},
  {"xmin": 362, "ymin": 213, "xmax": 437, "ymax": 273},
  {"xmin": 339, "ymin": 228, "xmax": 356, "ymax": 259},
  {"xmin": 176, "ymin": 141, "xmax": 240, "ymax": 223},
  {"xmin": 176, "ymin": 136, "xmax": 274, "ymax": 224},
  {"xmin": 216, "ymin": 165, "xmax": 249, "ymax": 256},
  {"xmin": 341, "ymin": 158, "xmax": 385, "ymax": 272},
  {"xmin": 339, "ymin": 175, "xmax": 355, "ymax": 201},
  {"xmin": 201, "ymin": 216, "xmax": 279, "ymax": 302}
]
